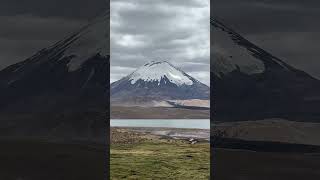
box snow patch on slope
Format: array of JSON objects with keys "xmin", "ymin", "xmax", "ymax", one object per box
[
  {"xmin": 211, "ymin": 48, "xmax": 237, "ymax": 76},
  {"xmin": 211, "ymin": 20, "xmax": 265, "ymax": 76},
  {"xmin": 63, "ymin": 12, "xmax": 109, "ymax": 71},
  {"xmin": 128, "ymin": 61, "xmax": 193, "ymax": 86},
  {"xmin": 167, "ymin": 99, "xmax": 210, "ymax": 108}
]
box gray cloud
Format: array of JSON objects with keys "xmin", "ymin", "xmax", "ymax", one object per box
[
  {"xmin": 0, "ymin": 0, "xmax": 107, "ymax": 19},
  {"xmin": 212, "ymin": 0, "xmax": 320, "ymax": 34},
  {"xmin": 110, "ymin": 0, "xmax": 210, "ymax": 86}
]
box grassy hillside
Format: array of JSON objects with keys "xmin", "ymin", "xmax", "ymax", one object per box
[{"xmin": 110, "ymin": 128, "xmax": 210, "ymax": 179}]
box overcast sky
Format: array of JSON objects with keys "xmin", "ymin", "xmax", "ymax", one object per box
[
  {"xmin": 110, "ymin": 0, "xmax": 210, "ymax": 85},
  {"xmin": 211, "ymin": 0, "xmax": 320, "ymax": 79},
  {"xmin": 0, "ymin": 0, "xmax": 107, "ymax": 70}
]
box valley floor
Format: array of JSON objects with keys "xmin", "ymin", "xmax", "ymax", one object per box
[
  {"xmin": 110, "ymin": 128, "xmax": 210, "ymax": 179},
  {"xmin": 213, "ymin": 119, "xmax": 320, "ymax": 146},
  {"xmin": 111, "ymin": 106, "xmax": 210, "ymax": 119}
]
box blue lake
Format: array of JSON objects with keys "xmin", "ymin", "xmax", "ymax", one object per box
[{"xmin": 110, "ymin": 119, "xmax": 210, "ymax": 129}]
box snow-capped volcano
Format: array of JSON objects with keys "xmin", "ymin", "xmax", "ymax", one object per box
[
  {"xmin": 128, "ymin": 61, "xmax": 193, "ymax": 86},
  {"xmin": 111, "ymin": 61, "xmax": 209, "ymax": 105},
  {"xmin": 0, "ymin": 11, "xmax": 109, "ymax": 89},
  {"xmin": 211, "ymin": 17, "xmax": 320, "ymax": 122},
  {"xmin": 0, "ymin": 11, "xmax": 109, "ymax": 141}
]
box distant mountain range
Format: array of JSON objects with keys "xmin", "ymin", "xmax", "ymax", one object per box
[
  {"xmin": 211, "ymin": 17, "xmax": 320, "ymax": 122},
  {"xmin": 111, "ymin": 61, "xmax": 209, "ymax": 106}
]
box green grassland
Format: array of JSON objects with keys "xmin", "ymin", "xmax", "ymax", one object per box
[{"xmin": 110, "ymin": 141, "xmax": 210, "ymax": 180}]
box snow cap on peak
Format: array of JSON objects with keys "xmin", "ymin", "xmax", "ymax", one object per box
[{"xmin": 129, "ymin": 60, "xmax": 193, "ymax": 86}]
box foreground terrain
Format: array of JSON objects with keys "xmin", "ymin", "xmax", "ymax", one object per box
[
  {"xmin": 214, "ymin": 148, "xmax": 320, "ymax": 180},
  {"xmin": 110, "ymin": 127, "xmax": 210, "ymax": 179},
  {"xmin": 0, "ymin": 139, "xmax": 105, "ymax": 180},
  {"xmin": 212, "ymin": 119, "xmax": 320, "ymax": 180}
]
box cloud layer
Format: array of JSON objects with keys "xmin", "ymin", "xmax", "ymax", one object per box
[{"xmin": 110, "ymin": 0, "xmax": 210, "ymax": 85}]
